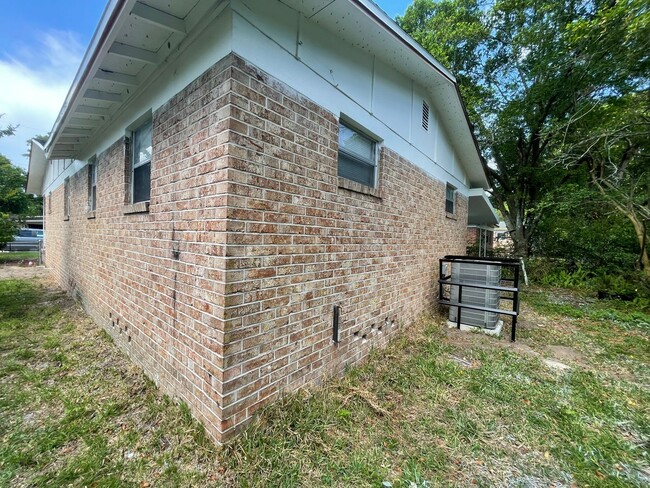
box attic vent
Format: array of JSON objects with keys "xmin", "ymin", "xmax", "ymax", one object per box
[{"xmin": 422, "ymin": 100, "xmax": 430, "ymax": 131}]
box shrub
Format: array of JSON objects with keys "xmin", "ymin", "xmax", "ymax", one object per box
[{"xmin": 594, "ymin": 273, "xmax": 650, "ymax": 302}]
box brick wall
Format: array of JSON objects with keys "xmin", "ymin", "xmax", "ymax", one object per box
[
  {"xmin": 44, "ymin": 53, "xmax": 468, "ymax": 443},
  {"xmin": 44, "ymin": 55, "xmax": 237, "ymax": 436},
  {"xmin": 218, "ymin": 56, "xmax": 467, "ymax": 437}
]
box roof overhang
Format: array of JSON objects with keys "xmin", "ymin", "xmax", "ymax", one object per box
[
  {"xmin": 42, "ymin": 0, "xmax": 489, "ymax": 189},
  {"xmin": 26, "ymin": 140, "xmax": 47, "ymax": 195},
  {"xmin": 467, "ymin": 188, "xmax": 499, "ymax": 227},
  {"xmin": 280, "ymin": 0, "xmax": 489, "ymax": 188},
  {"xmin": 44, "ymin": 0, "xmax": 220, "ymax": 161}
]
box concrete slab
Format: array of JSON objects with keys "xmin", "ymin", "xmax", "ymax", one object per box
[{"xmin": 446, "ymin": 320, "xmax": 503, "ymax": 337}]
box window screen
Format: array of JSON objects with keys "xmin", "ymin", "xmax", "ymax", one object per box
[
  {"xmin": 446, "ymin": 184, "xmax": 456, "ymax": 214},
  {"xmin": 338, "ymin": 122, "xmax": 377, "ymax": 188},
  {"xmin": 133, "ymin": 162, "xmax": 151, "ymax": 204},
  {"xmin": 132, "ymin": 120, "xmax": 152, "ymax": 203}
]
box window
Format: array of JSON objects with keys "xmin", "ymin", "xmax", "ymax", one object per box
[
  {"xmin": 88, "ymin": 156, "xmax": 97, "ymax": 211},
  {"xmin": 338, "ymin": 121, "xmax": 377, "ymax": 188},
  {"xmin": 422, "ymin": 100, "xmax": 430, "ymax": 131},
  {"xmin": 131, "ymin": 119, "xmax": 152, "ymax": 203},
  {"xmin": 63, "ymin": 178, "xmax": 71, "ymax": 220},
  {"xmin": 445, "ymin": 184, "xmax": 456, "ymax": 214}
]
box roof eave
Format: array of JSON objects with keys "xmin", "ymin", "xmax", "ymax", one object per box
[
  {"xmin": 467, "ymin": 188, "xmax": 499, "ymax": 226},
  {"xmin": 26, "ymin": 140, "xmax": 47, "ymax": 195},
  {"xmin": 351, "ymin": 0, "xmax": 455, "ymax": 83},
  {"xmin": 45, "ymin": 0, "xmax": 130, "ymax": 159}
]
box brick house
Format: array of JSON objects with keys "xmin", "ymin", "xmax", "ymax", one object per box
[{"xmin": 27, "ymin": 0, "xmax": 498, "ymax": 442}]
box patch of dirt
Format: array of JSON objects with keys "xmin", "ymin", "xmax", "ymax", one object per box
[
  {"xmin": 527, "ymin": 286, "xmax": 597, "ymax": 308},
  {"xmin": 544, "ymin": 345, "xmax": 586, "ymax": 365},
  {"xmin": 444, "ymin": 324, "xmax": 540, "ymax": 358},
  {"xmin": 0, "ymin": 265, "xmax": 50, "ymax": 280},
  {"xmin": 443, "ymin": 321, "xmax": 588, "ymax": 369},
  {"xmin": 510, "ymin": 342, "xmax": 540, "ymax": 357}
]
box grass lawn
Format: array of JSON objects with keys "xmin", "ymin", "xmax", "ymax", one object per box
[
  {"xmin": 0, "ymin": 251, "xmax": 39, "ymax": 264},
  {"xmin": 1, "ymin": 272, "xmax": 648, "ymax": 487},
  {"xmin": 0, "ymin": 276, "xmax": 220, "ymax": 487}
]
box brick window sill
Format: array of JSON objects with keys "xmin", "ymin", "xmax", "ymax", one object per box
[
  {"xmin": 445, "ymin": 212, "xmax": 457, "ymax": 221},
  {"xmin": 86, "ymin": 211, "xmax": 96, "ymax": 219},
  {"xmin": 63, "ymin": 216, "xmax": 70, "ymax": 221},
  {"xmin": 123, "ymin": 201, "xmax": 150, "ymax": 215},
  {"xmin": 337, "ymin": 177, "xmax": 382, "ymax": 199}
]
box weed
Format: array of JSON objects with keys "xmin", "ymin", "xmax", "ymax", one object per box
[{"xmin": 539, "ymin": 265, "xmax": 595, "ymax": 289}]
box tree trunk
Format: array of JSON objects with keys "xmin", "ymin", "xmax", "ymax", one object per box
[
  {"xmin": 499, "ymin": 206, "xmax": 531, "ymax": 258},
  {"xmin": 511, "ymin": 227, "xmax": 531, "ymax": 258},
  {"xmin": 594, "ymin": 181, "xmax": 650, "ymax": 276},
  {"xmin": 627, "ymin": 214, "xmax": 650, "ymax": 276}
]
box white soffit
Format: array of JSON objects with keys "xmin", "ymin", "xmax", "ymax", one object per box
[{"xmin": 46, "ymin": 0, "xmax": 216, "ymax": 160}]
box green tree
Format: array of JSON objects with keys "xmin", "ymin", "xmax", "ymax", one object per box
[
  {"xmin": 532, "ymin": 184, "xmax": 640, "ymax": 273},
  {"xmin": 0, "ymin": 155, "xmax": 42, "ymax": 246},
  {"xmin": 0, "ymin": 114, "xmax": 16, "ymax": 138},
  {"xmin": 398, "ymin": 0, "xmax": 650, "ymax": 259},
  {"xmin": 552, "ymin": 92, "xmax": 649, "ymax": 274},
  {"xmin": 0, "ymin": 115, "xmax": 44, "ymax": 246}
]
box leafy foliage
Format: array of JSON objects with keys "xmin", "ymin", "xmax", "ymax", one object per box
[
  {"xmin": 0, "ymin": 155, "xmax": 42, "ymax": 245},
  {"xmin": 0, "ymin": 114, "xmax": 16, "ymax": 139},
  {"xmin": 551, "ymin": 92, "xmax": 650, "ymax": 274},
  {"xmin": 532, "ymin": 184, "xmax": 640, "ymax": 273},
  {"xmin": 398, "ymin": 0, "xmax": 650, "ymax": 261}
]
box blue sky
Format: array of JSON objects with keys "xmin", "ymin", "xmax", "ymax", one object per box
[{"xmin": 0, "ymin": 0, "xmax": 413, "ymax": 169}]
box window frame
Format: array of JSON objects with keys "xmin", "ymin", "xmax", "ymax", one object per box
[
  {"xmin": 63, "ymin": 177, "xmax": 71, "ymax": 220},
  {"xmin": 130, "ymin": 117, "xmax": 152, "ymax": 204},
  {"xmin": 87, "ymin": 156, "xmax": 97, "ymax": 212},
  {"xmin": 445, "ymin": 183, "xmax": 457, "ymax": 215},
  {"xmin": 337, "ymin": 119, "xmax": 379, "ymax": 189}
]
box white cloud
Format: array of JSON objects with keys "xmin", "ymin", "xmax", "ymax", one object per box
[{"xmin": 0, "ymin": 30, "xmax": 84, "ymax": 169}]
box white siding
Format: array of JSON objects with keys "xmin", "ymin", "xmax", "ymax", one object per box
[
  {"xmin": 231, "ymin": 0, "xmax": 468, "ymax": 192},
  {"xmin": 44, "ymin": 0, "xmax": 470, "ymax": 194},
  {"xmin": 373, "ymin": 59, "xmax": 412, "ymax": 142}
]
